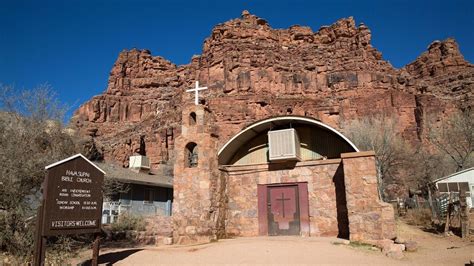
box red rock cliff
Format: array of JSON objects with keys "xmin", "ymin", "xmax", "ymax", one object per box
[{"xmin": 71, "ymin": 11, "xmax": 473, "ymax": 169}]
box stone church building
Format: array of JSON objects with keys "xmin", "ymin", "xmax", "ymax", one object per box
[{"xmin": 172, "ymin": 103, "xmax": 395, "ymax": 244}]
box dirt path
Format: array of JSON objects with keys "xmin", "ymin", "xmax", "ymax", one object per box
[
  {"xmin": 94, "ymin": 237, "xmax": 401, "ymax": 265},
  {"xmin": 396, "ymin": 221, "xmax": 473, "ymax": 265},
  {"xmin": 75, "ymin": 222, "xmax": 473, "ymax": 265}
]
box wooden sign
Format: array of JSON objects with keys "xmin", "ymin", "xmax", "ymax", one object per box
[
  {"xmin": 42, "ymin": 154, "xmax": 105, "ymax": 235},
  {"xmin": 34, "ymin": 154, "xmax": 105, "ymax": 265}
]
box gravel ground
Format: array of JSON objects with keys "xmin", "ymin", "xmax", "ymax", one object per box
[{"xmin": 74, "ymin": 222, "xmax": 473, "ymax": 265}]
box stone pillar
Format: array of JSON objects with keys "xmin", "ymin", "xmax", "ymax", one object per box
[
  {"xmin": 172, "ymin": 105, "xmax": 225, "ymax": 244},
  {"xmin": 341, "ymin": 151, "xmax": 396, "ymax": 241}
]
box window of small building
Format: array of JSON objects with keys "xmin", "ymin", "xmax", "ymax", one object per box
[
  {"xmin": 185, "ymin": 142, "xmax": 198, "ymax": 168},
  {"xmin": 448, "ymin": 182, "xmax": 459, "ymax": 192},
  {"xmin": 155, "ymin": 187, "xmax": 168, "ymax": 202},
  {"xmin": 144, "ymin": 188, "xmax": 154, "ymax": 204},
  {"xmin": 189, "ymin": 112, "xmax": 197, "ymax": 125},
  {"xmin": 459, "ymin": 182, "xmax": 469, "ymax": 192},
  {"xmin": 438, "ymin": 183, "xmax": 448, "ymax": 192},
  {"xmin": 109, "ymin": 193, "xmax": 120, "ymax": 202},
  {"xmin": 120, "ymin": 189, "xmax": 132, "ymax": 206}
]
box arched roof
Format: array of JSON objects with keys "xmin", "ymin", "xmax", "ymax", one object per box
[{"xmin": 218, "ymin": 116, "xmax": 359, "ymax": 165}]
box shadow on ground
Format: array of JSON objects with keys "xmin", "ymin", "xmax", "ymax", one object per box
[{"xmin": 78, "ymin": 249, "xmax": 143, "ymax": 266}]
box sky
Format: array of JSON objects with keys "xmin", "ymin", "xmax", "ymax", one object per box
[{"xmin": 1, "ymin": 0, "xmax": 473, "ymax": 120}]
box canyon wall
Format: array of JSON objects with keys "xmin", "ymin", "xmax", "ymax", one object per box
[{"xmin": 71, "ymin": 11, "xmax": 473, "ymax": 176}]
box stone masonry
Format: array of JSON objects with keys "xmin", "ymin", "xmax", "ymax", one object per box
[
  {"xmin": 221, "ymin": 152, "xmax": 394, "ymax": 241},
  {"xmin": 223, "ymin": 160, "xmax": 347, "ymax": 238},
  {"xmin": 170, "ymin": 106, "xmax": 395, "ymax": 242},
  {"xmin": 341, "ymin": 151, "xmax": 396, "ymax": 241},
  {"xmin": 172, "ymin": 105, "xmax": 226, "ymax": 244}
]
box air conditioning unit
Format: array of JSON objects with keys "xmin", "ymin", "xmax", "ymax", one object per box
[
  {"xmin": 268, "ymin": 128, "xmax": 301, "ymax": 161},
  {"xmin": 129, "ymin": 155, "xmax": 150, "ymax": 172}
]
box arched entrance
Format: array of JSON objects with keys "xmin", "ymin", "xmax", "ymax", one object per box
[
  {"xmin": 217, "ymin": 116, "xmax": 359, "ymax": 238},
  {"xmin": 218, "ymin": 115, "xmax": 359, "ymax": 165}
]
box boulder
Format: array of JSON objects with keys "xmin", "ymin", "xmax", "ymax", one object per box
[
  {"xmin": 404, "ymin": 240, "xmax": 418, "ymax": 252},
  {"xmin": 332, "ymin": 238, "xmax": 350, "ymax": 245},
  {"xmin": 394, "ymin": 236, "xmax": 406, "ymax": 244},
  {"xmin": 383, "ymin": 243, "xmax": 405, "ymax": 259},
  {"xmin": 163, "ymin": 237, "xmax": 173, "ymax": 245}
]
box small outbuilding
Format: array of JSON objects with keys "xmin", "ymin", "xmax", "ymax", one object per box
[
  {"xmin": 96, "ymin": 158, "xmax": 173, "ymax": 224},
  {"xmin": 433, "ymin": 167, "xmax": 474, "ymax": 209}
]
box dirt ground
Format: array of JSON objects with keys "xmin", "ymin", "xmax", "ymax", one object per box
[{"xmin": 74, "ymin": 221, "xmax": 473, "ymax": 265}]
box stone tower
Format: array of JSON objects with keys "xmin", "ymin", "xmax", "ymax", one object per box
[{"xmin": 172, "ymin": 104, "xmax": 226, "ymax": 244}]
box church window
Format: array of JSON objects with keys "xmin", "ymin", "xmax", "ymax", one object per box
[
  {"xmin": 185, "ymin": 142, "xmax": 198, "ymax": 167},
  {"xmin": 189, "ymin": 112, "xmax": 197, "ymax": 125}
]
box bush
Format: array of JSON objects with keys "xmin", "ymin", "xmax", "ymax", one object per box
[
  {"xmin": 110, "ymin": 213, "xmax": 146, "ymax": 232},
  {"xmin": 403, "ymin": 208, "xmax": 432, "ymax": 227},
  {"xmin": 0, "ymin": 208, "xmax": 35, "ymax": 259},
  {"xmin": 45, "ymin": 236, "xmax": 77, "ymax": 265},
  {"xmin": 0, "ymin": 84, "xmax": 75, "ymax": 259}
]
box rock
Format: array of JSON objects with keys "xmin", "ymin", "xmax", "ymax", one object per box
[
  {"xmin": 185, "ymin": 226, "xmax": 197, "ymax": 235},
  {"xmin": 399, "ymin": 244, "xmax": 406, "ymax": 251},
  {"xmin": 394, "ymin": 236, "xmax": 406, "ymax": 244},
  {"xmin": 163, "ymin": 237, "xmax": 173, "ymax": 245},
  {"xmin": 376, "ymin": 239, "xmax": 394, "ymax": 251},
  {"xmin": 70, "ymin": 11, "xmax": 473, "ymax": 201},
  {"xmin": 383, "ymin": 243, "xmax": 405, "ymax": 259},
  {"xmin": 444, "ymin": 231, "xmax": 455, "ymax": 236},
  {"xmin": 404, "ymin": 240, "xmax": 418, "ymax": 252},
  {"xmin": 332, "ymin": 238, "xmax": 350, "ymax": 245}
]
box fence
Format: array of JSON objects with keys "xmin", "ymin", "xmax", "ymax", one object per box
[{"xmin": 396, "ymin": 191, "xmax": 470, "ymax": 237}]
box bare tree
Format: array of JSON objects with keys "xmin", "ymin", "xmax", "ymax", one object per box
[
  {"xmin": 340, "ymin": 115, "xmax": 412, "ymax": 200},
  {"xmin": 0, "ymin": 84, "xmax": 75, "ymax": 257},
  {"xmin": 403, "ymin": 143, "xmax": 456, "ymax": 194},
  {"xmin": 426, "ymin": 108, "xmax": 474, "ymax": 171},
  {"xmin": 0, "ymin": 84, "xmax": 131, "ymax": 259}
]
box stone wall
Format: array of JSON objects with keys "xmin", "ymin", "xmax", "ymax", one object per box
[
  {"xmin": 341, "ymin": 151, "xmax": 396, "ymax": 241},
  {"xmin": 137, "ymin": 216, "xmax": 173, "ymax": 245},
  {"xmin": 223, "ymin": 152, "xmax": 396, "ymax": 241},
  {"xmin": 172, "ymin": 105, "xmax": 226, "ymax": 244},
  {"xmin": 224, "ymin": 159, "xmax": 347, "ymax": 238}
]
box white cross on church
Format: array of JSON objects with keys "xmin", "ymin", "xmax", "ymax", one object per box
[{"xmin": 186, "ymin": 81, "xmax": 208, "ymax": 105}]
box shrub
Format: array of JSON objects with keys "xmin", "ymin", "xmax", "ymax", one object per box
[
  {"xmin": 403, "ymin": 208, "xmax": 432, "ymax": 227},
  {"xmin": 45, "ymin": 236, "xmax": 77, "ymax": 265},
  {"xmin": 0, "ymin": 208, "xmax": 35, "ymax": 259},
  {"xmin": 110, "ymin": 213, "xmax": 146, "ymax": 232}
]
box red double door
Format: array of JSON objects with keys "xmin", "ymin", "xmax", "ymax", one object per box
[{"xmin": 258, "ymin": 183, "xmax": 309, "ymax": 236}]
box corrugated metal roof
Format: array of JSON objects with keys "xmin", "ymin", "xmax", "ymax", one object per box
[
  {"xmin": 218, "ymin": 116, "xmax": 359, "ymax": 165},
  {"xmin": 432, "ymin": 167, "xmax": 474, "ymax": 184}
]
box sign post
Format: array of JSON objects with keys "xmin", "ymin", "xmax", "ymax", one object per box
[
  {"xmin": 33, "ymin": 202, "xmax": 46, "ymax": 265},
  {"xmin": 34, "ymin": 154, "xmax": 105, "ymax": 266}
]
